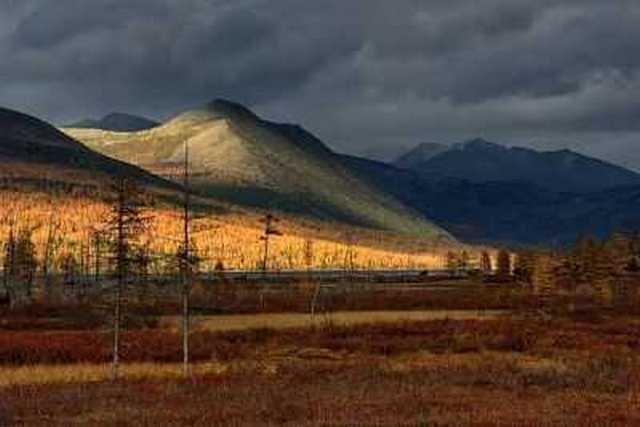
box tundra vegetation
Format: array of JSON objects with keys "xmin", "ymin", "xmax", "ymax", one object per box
[{"xmin": 1, "ymin": 182, "xmax": 640, "ymax": 425}]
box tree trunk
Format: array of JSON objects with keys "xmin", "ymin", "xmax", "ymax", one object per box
[
  {"xmin": 182, "ymin": 283, "xmax": 190, "ymax": 377},
  {"xmin": 112, "ymin": 279, "xmax": 121, "ymax": 381}
]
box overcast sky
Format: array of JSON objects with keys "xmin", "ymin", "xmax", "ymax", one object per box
[{"xmin": 1, "ymin": 0, "xmax": 640, "ymax": 168}]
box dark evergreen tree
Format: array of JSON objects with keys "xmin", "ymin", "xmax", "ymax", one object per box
[{"xmin": 104, "ymin": 177, "xmax": 150, "ymax": 380}]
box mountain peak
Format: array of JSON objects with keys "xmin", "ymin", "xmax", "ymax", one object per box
[
  {"xmin": 393, "ymin": 142, "xmax": 449, "ymax": 168},
  {"xmin": 101, "ymin": 112, "xmax": 141, "ymax": 122},
  {"xmin": 65, "ymin": 112, "xmax": 158, "ymax": 132},
  {"xmin": 170, "ymin": 98, "xmax": 260, "ymax": 125},
  {"xmin": 458, "ymin": 138, "xmax": 503, "ymax": 151},
  {"xmin": 203, "ymin": 99, "xmax": 259, "ymax": 121}
]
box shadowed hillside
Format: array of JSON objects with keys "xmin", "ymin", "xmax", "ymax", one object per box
[
  {"xmin": 64, "ymin": 99, "xmax": 451, "ymax": 239},
  {"xmin": 0, "ymin": 106, "xmax": 460, "ymax": 275},
  {"xmin": 343, "ymin": 154, "xmax": 640, "ymax": 245},
  {"xmin": 0, "ymin": 107, "xmax": 174, "ymax": 191}
]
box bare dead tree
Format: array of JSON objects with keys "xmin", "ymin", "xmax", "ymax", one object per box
[
  {"xmin": 42, "ymin": 213, "xmax": 63, "ymax": 301},
  {"xmin": 260, "ymin": 213, "xmax": 282, "ymax": 273},
  {"xmin": 177, "ymin": 139, "xmax": 199, "ymax": 378},
  {"xmin": 304, "ymin": 238, "xmax": 321, "ymax": 320},
  {"xmin": 343, "ymin": 231, "xmax": 357, "ymax": 280}
]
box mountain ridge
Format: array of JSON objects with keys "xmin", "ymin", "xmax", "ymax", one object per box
[
  {"xmin": 393, "ymin": 142, "xmax": 450, "ymax": 169},
  {"xmin": 394, "ymin": 138, "xmax": 640, "ymax": 193},
  {"xmin": 63, "ymin": 99, "xmax": 452, "ymax": 240},
  {"xmin": 0, "ymin": 107, "xmax": 179, "ymax": 193},
  {"xmin": 67, "ymin": 112, "xmax": 159, "ymax": 132}
]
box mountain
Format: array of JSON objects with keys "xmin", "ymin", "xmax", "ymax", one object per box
[
  {"xmin": 353, "ymin": 143, "xmax": 416, "ymax": 163},
  {"xmin": 67, "ymin": 112, "xmax": 159, "ymax": 132},
  {"xmin": 0, "ymin": 107, "xmax": 174, "ymax": 191},
  {"xmin": 393, "ymin": 142, "xmax": 450, "ymax": 169},
  {"xmin": 63, "ymin": 99, "xmax": 452, "ymax": 239},
  {"xmin": 14, "ymin": 101, "xmax": 640, "ymax": 247},
  {"xmin": 394, "ymin": 138, "xmax": 640, "ymax": 193},
  {"xmin": 341, "ymin": 153, "xmax": 640, "ymax": 245}
]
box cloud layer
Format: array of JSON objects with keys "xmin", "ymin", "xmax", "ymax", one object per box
[{"xmin": 2, "ymin": 0, "xmax": 640, "ymax": 167}]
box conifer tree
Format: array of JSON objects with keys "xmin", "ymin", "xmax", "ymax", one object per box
[
  {"xmin": 3, "ymin": 227, "xmax": 37, "ymax": 304},
  {"xmin": 104, "ymin": 177, "xmax": 150, "ymax": 380},
  {"xmin": 495, "ymin": 249, "xmax": 511, "ymax": 282}
]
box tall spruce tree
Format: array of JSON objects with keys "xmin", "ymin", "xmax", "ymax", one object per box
[{"xmin": 104, "ymin": 177, "xmax": 150, "ymax": 380}]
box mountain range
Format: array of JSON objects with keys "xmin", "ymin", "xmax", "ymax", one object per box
[
  {"xmin": 393, "ymin": 138, "xmax": 640, "ymax": 194},
  {"xmin": 2, "ymin": 99, "xmax": 639, "ymax": 247},
  {"xmin": 61, "ymin": 100, "xmax": 450, "ymax": 240},
  {"xmin": 345, "ymin": 155, "xmax": 640, "ymax": 245}
]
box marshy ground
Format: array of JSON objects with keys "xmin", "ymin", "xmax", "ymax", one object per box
[{"xmin": 1, "ymin": 279, "xmax": 639, "ymax": 426}]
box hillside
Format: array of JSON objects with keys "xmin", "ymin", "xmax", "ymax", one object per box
[
  {"xmin": 66, "ymin": 113, "xmax": 159, "ymax": 132},
  {"xmin": 342, "ymin": 154, "xmax": 640, "ymax": 245},
  {"xmin": 394, "ymin": 138, "xmax": 640, "ymax": 193},
  {"xmin": 0, "ymin": 105, "xmax": 461, "ymax": 273},
  {"xmin": 0, "ymin": 107, "xmax": 173, "ymax": 191},
  {"xmin": 63, "ymin": 99, "xmax": 451, "ymax": 240}
]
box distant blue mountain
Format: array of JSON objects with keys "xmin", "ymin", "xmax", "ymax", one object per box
[
  {"xmin": 393, "ymin": 138, "xmax": 640, "ymax": 193},
  {"xmin": 67, "ymin": 112, "xmax": 159, "ymax": 132}
]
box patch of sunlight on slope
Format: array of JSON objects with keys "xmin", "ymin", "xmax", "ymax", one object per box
[{"xmin": 62, "ymin": 103, "xmax": 451, "ymax": 240}]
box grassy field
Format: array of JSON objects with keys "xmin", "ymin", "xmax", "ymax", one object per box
[
  {"xmin": 2, "ymin": 280, "xmax": 640, "ymax": 425},
  {"xmin": 167, "ymin": 309, "xmax": 504, "ymax": 332}
]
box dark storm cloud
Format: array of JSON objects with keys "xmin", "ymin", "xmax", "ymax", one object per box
[{"xmin": 1, "ymin": 0, "xmax": 640, "ymax": 167}]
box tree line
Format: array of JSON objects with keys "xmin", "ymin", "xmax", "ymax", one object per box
[{"xmin": 512, "ymin": 234, "xmax": 640, "ymax": 308}]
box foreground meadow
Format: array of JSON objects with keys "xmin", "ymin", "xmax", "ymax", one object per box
[{"xmin": 1, "ymin": 282, "xmax": 640, "ymax": 426}]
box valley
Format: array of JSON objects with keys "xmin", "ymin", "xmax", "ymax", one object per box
[
  {"xmin": 2, "ymin": 101, "xmax": 640, "ymax": 426},
  {"xmin": 4, "ymin": 2, "xmax": 640, "ymax": 425}
]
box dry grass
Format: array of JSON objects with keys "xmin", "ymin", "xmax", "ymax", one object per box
[
  {"xmin": 0, "ymin": 363, "xmax": 230, "ymax": 388},
  {"xmin": 3, "ymin": 286, "xmax": 640, "ymax": 425},
  {"xmin": 167, "ymin": 310, "xmax": 504, "ymax": 332},
  {"xmin": 1, "ymin": 345, "xmax": 639, "ymax": 426}
]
